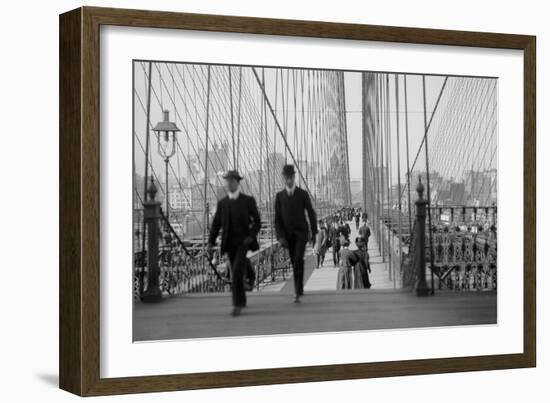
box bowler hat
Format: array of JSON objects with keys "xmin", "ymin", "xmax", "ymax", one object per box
[
  {"xmin": 282, "ymin": 164, "xmax": 296, "ymax": 176},
  {"xmin": 222, "ymin": 170, "xmax": 243, "ymax": 181}
]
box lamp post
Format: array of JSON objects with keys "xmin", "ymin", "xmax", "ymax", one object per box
[
  {"xmin": 153, "ymin": 110, "xmax": 180, "ymax": 222},
  {"xmin": 415, "ymin": 177, "xmax": 430, "ymax": 296},
  {"xmin": 141, "ymin": 178, "xmax": 162, "ymax": 302}
]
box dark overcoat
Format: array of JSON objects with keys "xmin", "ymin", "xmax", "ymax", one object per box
[
  {"xmin": 208, "ymin": 193, "xmax": 261, "ymax": 254},
  {"xmin": 274, "ymin": 187, "xmax": 317, "ymax": 242}
]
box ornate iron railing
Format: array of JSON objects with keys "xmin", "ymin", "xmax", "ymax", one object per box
[
  {"xmin": 134, "ymin": 210, "xmax": 292, "ymax": 300},
  {"xmin": 429, "ymin": 226, "xmax": 497, "ymax": 291},
  {"xmin": 402, "ymin": 220, "xmax": 417, "ymax": 288},
  {"xmin": 133, "ymin": 210, "xmax": 229, "ymax": 300},
  {"xmin": 430, "ymin": 205, "xmax": 497, "ymax": 226},
  {"xmin": 250, "ymin": 241, "xmax": 291, "ymax": 290},
  {"xmin": 402, "ymin": 206, "xmax": 497, "ymax": 291}
]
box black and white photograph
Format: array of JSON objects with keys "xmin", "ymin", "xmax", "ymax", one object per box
[{"xmin": 132, "ymin": 60, "xmax": 498, "ymax": 341}]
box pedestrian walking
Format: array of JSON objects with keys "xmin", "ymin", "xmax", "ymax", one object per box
[
  {"xmin": 314, "ymin": 220, "xmax": 328, "ymax": 268},
  {"xmin": 350, "ymin": 237, "xmax": 372, "ymax": 289},
  {"xmin": 207, "ymin": 170, "xmax": 261, "ymax": 317},
  {"xmin": 275, "ymin": 164, "xmax": 317, "ymax": 303},
  {"xmin": 336, "ymin": 240, "xmax": 353, "ymax": 289},
  {"xmin": 358, "ymin": 221, "xmax": 371, "ymax": 249},
  {"xmin": 329, "ymin": 220, "xmax": 341, "ymax": 265},
  {"xmin": 340, "ymin": 220, "xmax": 351, "ymax": 240}
]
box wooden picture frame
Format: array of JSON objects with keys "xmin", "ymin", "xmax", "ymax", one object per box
[{"xmin": 59, "ymin": 6, "xmax": 536, "ymax": 396}]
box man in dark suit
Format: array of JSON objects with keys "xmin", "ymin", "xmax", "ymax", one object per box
[
  {"xmin": 358, "ymin": 220, "xmax": 371, "ymax": 249},
  {"xmin": 208, "ymin": 170, "xmax": 261, "ymax": 316},
  {"xmin": 275, "ymin": 164, "xmax": 317, "ymax": 303}
]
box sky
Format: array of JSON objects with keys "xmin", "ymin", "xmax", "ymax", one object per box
[
  {"xmin": 344, "ymin": 71, "xmax": 447, "ymax": 182},
  {"xmin": 133, "ymin": 61, "xmax": 497, "ymax": 199}
]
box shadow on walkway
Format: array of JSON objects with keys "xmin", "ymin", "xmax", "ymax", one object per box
[{"xmin": 134, "ymin": 289, "xmax": 497, "ymax": 341}]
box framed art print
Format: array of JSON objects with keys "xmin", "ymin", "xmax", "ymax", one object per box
[{"xmin": 59, "ymin": 6, "xmax": 536, "ymax": 396}]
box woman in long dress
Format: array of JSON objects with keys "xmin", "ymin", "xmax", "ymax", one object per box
[
  {"xmin": 314, "ymin": 220, "xmax": 328, "ymax": 268},
  {"xmin": 329, "ymin": 221, "xmax": 341, "ymax": 265},
  {"xmin": 336, "ymin": 240, "xmax": 353, "ymax": 289},
  {"xmin": 351, "ymin": 237, "xmax": 372, "ymax": 289}
]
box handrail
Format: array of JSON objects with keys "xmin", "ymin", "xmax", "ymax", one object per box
[
  {"xmin": 384, "ymin": 200, "xmax": 498, "ymax": 292},
  {"xmin": 159, "ymin": 210, "xmax": 229, "ymax": 284}
]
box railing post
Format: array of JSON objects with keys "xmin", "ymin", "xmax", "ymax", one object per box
[
  {"xmin": 142, "ymin": 178, "xmax": 163, "ymax": 303},
  {"xmin": 415, "ymin": 178, "xmax": 430, "ymax": 296}
]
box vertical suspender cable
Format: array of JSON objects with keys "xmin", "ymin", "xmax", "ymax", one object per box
[
  {"xmin": 378, "ymin": 75, "xmax": 384, "ymax": 258},
  {"xmin": 259, "ymin": 69, "xmax": 265, "ymax": 211},
  {"xmin": 362, "ymin": 73, "xmax": 367, "ymax": 212},
  {"xmin": 228, "ymin": 66, "xmax": 236, "ymax": 169},
  {"xmin": 202, "ymin": 65, "xmax": 212, "ymax": 270},
  {"xmin": 139, "ymin": 61, "xmax": 153, "ymax": 297},
  {"xmin": 236, "ymin": 67, "xmax": 242, "ymax": 171},
  {"xmin": 281, "ymin": 69, "xmax": 288, "ymax": 163},
  {"xmin": 422, "ymin": 75, "xmax": 435, "ymax": 294},
  {"xmin": 265, "ymin": 70, "xmax": 273, "ymax": 254},
  {"xmin": 251, "ymin": 67, "xmax": 313, "ymax": 197},
  {"xmin": 341, "ymin": 72, "xmax": 352, "ymax": 206},
  {"xmin": 373, "ymin": 73, "xmax": 381, "ymax": 252},
  {"xmin": 404, "ymin": 74, "xmax": 412, "ymax": 238},
  {"xmin": 142, "ymin": 62, "xmax": 153, "ymax": 202},
  {"xmin": 395, "ymin": 74, "xmax": 403, "ymax": 280},
  {"xmin": 385, "ymin": 74, "xmax": 393, "ymax": 285}
]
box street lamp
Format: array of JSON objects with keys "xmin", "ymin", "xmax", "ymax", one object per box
[{"xmin": 153, "ymin": 110, "xmax": 180, "ymax": 222}]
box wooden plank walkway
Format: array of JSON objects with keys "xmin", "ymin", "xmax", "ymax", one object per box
[{"xmin": 134, "ymin": 289, "xmax": 497, "ymax": 341}]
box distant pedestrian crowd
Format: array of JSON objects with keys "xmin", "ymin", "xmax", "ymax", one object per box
[{"xmin": 314, "ymin": 207, "xmax": 372, "ymax": 290}]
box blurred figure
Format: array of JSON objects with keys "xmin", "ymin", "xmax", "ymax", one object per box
[
  {"xmin": 350, "ymin": 237, "xmax": 372, "ymax": 289},
  {"xmin": 339, "ymin": 220, "xmax": 351, "ymax": 241},
  {"xmin": 336, "ymin": 240, "xmax": 353, "ymax": 289},
  {"xmin": 329, "ymin": 220, "xmax": 341, "ymax": 265},
  {"xmin": 358, "ymin": 220, "xmax": 371, "ymax": 249},
  {"xmin": 275, "ymin": 164, "xmax": 317, "ymax": 303},
  {"xmin": 208, "ymin": 170, "xmax": 261, "ymax": 317},
  {"xmin": 314, "ymin": 220, "xmax": 328, "ymax": 268}
]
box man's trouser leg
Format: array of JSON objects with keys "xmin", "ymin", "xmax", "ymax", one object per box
[
  {"xmin": 227, "ymin": 245, "xmax": 247, "ymax": 307},
  {"xmin": 245, "ymin": 258, "xmax": 256, "ymax": 289},
  {"xmin": 289, "ymin": 235, "xmax": 306, "ymax": 296}
]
